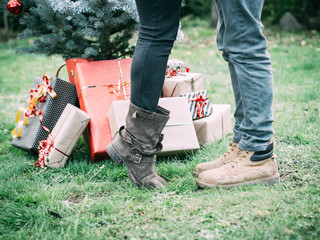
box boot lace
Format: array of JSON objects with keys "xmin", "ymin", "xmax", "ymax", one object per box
[
  {"xmin": 230, "ymin": 150, "xmax": 250, "ymax": 168},
  {"xmin": 222, "ymin": 142, "xmax": 238, "ymax": 159}
]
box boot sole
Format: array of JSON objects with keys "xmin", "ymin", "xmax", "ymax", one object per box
[
  {"xmin": 196, "ymin": 174, "xmax": 280, "ymax": 189},
  {"xmin": 106, "ymin": 142, "xmax": 123, "ymax": 165},
  {"xmin": 106, "ymin": 143, "xmax": 142, "ymax": 187}
]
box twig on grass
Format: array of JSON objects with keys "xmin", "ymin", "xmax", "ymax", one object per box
[
  {"xmin": 280, "ymin": 172, "xmax": 293, "ymax": 180},
  {"xmin": 47, "ymin": 209, "xmax": 63, "ymax": 219},
  {"xmin": 89, "ymin": 164, "xmax": 105, "ymax": 181}
]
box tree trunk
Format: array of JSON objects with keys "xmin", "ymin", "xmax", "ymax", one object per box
[
  {"xmin": 4, "ymin": 12, "xmax": 9, "ymax": 41},
  {"xmin": 210, "ymin": 0, "xmax": 218, "ymax": 28}
]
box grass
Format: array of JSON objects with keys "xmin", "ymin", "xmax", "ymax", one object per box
[{"xmin": 1, "ymin": 17, "xmax": 320, "ymax": 239}]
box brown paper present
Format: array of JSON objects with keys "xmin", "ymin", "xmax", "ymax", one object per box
[
  {"xmin": 108, "ymin": 98, "xmax": 200, "ymax": 156},
  {"xmin": 167, "ymin": 59, "xmax": 188, "ymax": 73},
  {"xmin": 37, "ymin": 104, "xmax": 90, "ymax": 168},
  {"xmin": 162, "ymin": 72, "xmax": 203, "ymax": 97},
  {"xmin": 193, "ymin": 104, "xmax": 233, "ymax": 146},
  {"xmin": 11, "ymin": 75, "xmax": 78, "ymax": 154}
]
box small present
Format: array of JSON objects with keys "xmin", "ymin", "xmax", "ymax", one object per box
[
  {"xmin": 34, "ymin": 104, "xmax": 90, "ymax": 168},
  {"xmin": 193, "ymin": 104, "xmax": 233, "ymax": 146},
  {"xmin": 179, "ymin": 90, "xmax": 213, "ymax": 120},
  {"xmin": 162, "ymin": 72, "xmax": 203, "ymax": 97},
  {"xmin": 74, "ymin": 58, "xmax": 132, "ymax": 161},
  {"xmin": 167, "ymin": 59, "xmax": 188, "ymax": 74},
  {"xmin": 108, "ymin": 98, "xmax": 200, "ymax": 156},
  {"xmin": 11, "ymin": 74, "xmax": 78, "ymax": 153}
]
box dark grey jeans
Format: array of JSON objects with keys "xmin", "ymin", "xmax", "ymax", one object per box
[
  {"xmin": 130, "ymin": 0, "xmax": 182, "ymax": 112},
  {"xmin": 131, "ymin": 0, "xmax": 274, "ymax": 151}
]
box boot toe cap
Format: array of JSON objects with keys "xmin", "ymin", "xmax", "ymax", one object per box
[{"xmin": 141, "ymin": 175, "xmax": 166, "ymax": 189}]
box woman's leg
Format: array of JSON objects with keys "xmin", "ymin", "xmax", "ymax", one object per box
[
  {"xmin": 107, "ymin": 0, "xmax": 182, "ymax": 189},
  {"xmin": 131, "ymin": 0, "xmax": 182, "ymax": 112}
]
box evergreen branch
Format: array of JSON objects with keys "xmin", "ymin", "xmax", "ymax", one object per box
[{"xmin": 16, "ymin": 0, "xmax": 137, "ymax": 60}]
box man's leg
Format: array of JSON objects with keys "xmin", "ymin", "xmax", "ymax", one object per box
[
  {"xmin": 193, "ymin": 0, "xmax": 242, "ymax": 176},
  {"xmin": 216, "ymin": 0, "xmax": 244, "ymax": 144},
  {"xmin": 216, "ymin": 0, "xmax": 274, "ymax": 151},
  {"xmin": 196, "ymin": 0, "xmax": 279, "ymax": 187}
]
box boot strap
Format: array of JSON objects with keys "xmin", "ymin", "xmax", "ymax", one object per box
[
  {"xmin": 119, "ymin": 126, "xmax": 163, "ymax": 155},
  {"xmin": 126, "ymin": 148, "xmax": 156, "ymax": 164}
]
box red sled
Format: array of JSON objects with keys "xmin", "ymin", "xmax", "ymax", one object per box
[{"xmin": 73, "ymin": 58, "xmax": 132, "ymax": 162}]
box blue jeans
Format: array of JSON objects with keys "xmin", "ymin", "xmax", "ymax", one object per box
[
  {"xmin": 215, "ymin": 0, "xmax": 274, "ymax": 151},
  {"xmin": 131, "ymin": 0, "xmax": 273, "ymax": 151}
]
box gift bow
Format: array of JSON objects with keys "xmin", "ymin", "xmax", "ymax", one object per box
[
  {"xmin": 188, "ymin": 93, "xmax": 209, "ymax": 118},
  {"xmin": 166, "ymin": 68, "xmax": 180, "ymax": 78},
  {"xmin": 81, "ymin": 81, "xmax": 130, "ymax": 99},
  {"xmin": 165, "ymin": 66, "xmax": 190, "ymax": 78},
  {"xmin": 38, "ymin": 74, "xmax": 57, "ymax": 102},
  {"xmin": 35, "ymin": 130, "xmax": 70, "ymax": 168},
  {"xmin": 11, "ymin": 74, "xmax": 57, "ymax": 138}
]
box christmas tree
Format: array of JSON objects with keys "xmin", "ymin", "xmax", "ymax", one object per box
[{"xmin": 15, "ymin": 0, "xmax": 138, "ymax": 60}]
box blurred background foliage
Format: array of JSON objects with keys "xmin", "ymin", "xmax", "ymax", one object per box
[
  {"xmin": 1, "ymin": 0, "xmax": 320, "ymax": 41},
  {"xmin": 263, "ymin": 0, "xmax": 320, "ymax": 26},
  {"xmin": 181, "ymin": 0, "xmax": 212, "ymax": 18},
  {"xmin": 182, "ymin": 0, "xmax": 320, "ymax": 29}
]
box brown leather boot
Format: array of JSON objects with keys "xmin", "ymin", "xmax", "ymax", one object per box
[
  {"xmin": 196, "ymin": 143, "xmax": 280, "ymax": 188},
  {"xmin": 193, "ymin": 142, "xmax": 239, "ymax": 176},
  {"xmin": 106, "ymin": 102, "xmax": 170, "ymax": 189}
]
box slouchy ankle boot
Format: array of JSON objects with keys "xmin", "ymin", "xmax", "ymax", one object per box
[{"xmin": 106, "ymin": 102, "xmax": 170, "ymax": 189}]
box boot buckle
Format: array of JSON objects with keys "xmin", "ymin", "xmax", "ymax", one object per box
[{"xmin": 128, "ymin": 149, "xmax": 143, "ymax": 164}]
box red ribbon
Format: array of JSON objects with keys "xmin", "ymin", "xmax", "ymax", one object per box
[
  {"xmin": 25, "ymin": 90, "xmax": 42, "ymax": 118},
  {"xmin": 34, "ymin": 112, "xmax": 54, "ymax": 168},
  {"xmin": 32, "ymin": 74, "xmax": 57, "ymax": 168},
  {"xmin": 25, "ymin": 74, "xmax": 56, "ymax": 118},
  {"xmin": 189, "ymin": 94, "xmax": 209, "ymax": 118},
  {"xmin": 35, "ymin": 134, "xmax": 54, "ymax": 168}
]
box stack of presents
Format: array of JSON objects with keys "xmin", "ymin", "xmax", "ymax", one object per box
[{"xmin": 11, "ymin": 58, "xmax": 232, "ymax": 168}]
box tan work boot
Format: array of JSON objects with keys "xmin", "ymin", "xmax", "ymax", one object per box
[
  {"xmin": 196, "ymin": 144, "xmax": 280, "ymax": 188},
  {"xmin": 193, "ymin": 142, "xmax": 239, "ymax": 176}
]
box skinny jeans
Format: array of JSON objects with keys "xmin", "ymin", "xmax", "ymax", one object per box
[
  {"xmin": 131, "ymin": 0, "xmax": 274, "ymax": 151},
  {"xmin": 130, "ymin": 0, "xmax": 182, "ymax": 112}
]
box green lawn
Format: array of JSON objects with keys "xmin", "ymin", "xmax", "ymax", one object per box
[{"xmin": 0, "ymin": 18, "xmax": 319, "ymax": 239}]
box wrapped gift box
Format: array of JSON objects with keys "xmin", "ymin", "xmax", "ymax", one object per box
[
  {"xmin": 40, "ymin": 104, "xmax": 91, "ymax": 168},
  {"xmin": 108, "ymin": 97, "xmax": 200, "ymax": 156},
  {"xmin": 11, "ymin": 77, "xmax": 78, "ymax": 153},
  {"xmin": 162, "ymin": 72, "xmax": 203, "ymax": 97},
  {"xmin": 193, "ymin": 104, "xmax": 233, "ymax": 146},
  {"xmin": 167, "ymin": 59, "xmax": 188, "ymax": 73},
  {"xmin": 74, "ymin": 58, "xmax": 132, "ymax": 162},
  {"xmin": 180, "ymin": 89, "xmax": 213, "ymax": 120}
]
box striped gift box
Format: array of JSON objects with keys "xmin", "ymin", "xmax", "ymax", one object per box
[{"xmin": 179, "ymin": 90, "xmax": 213, "ymax": 120}]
